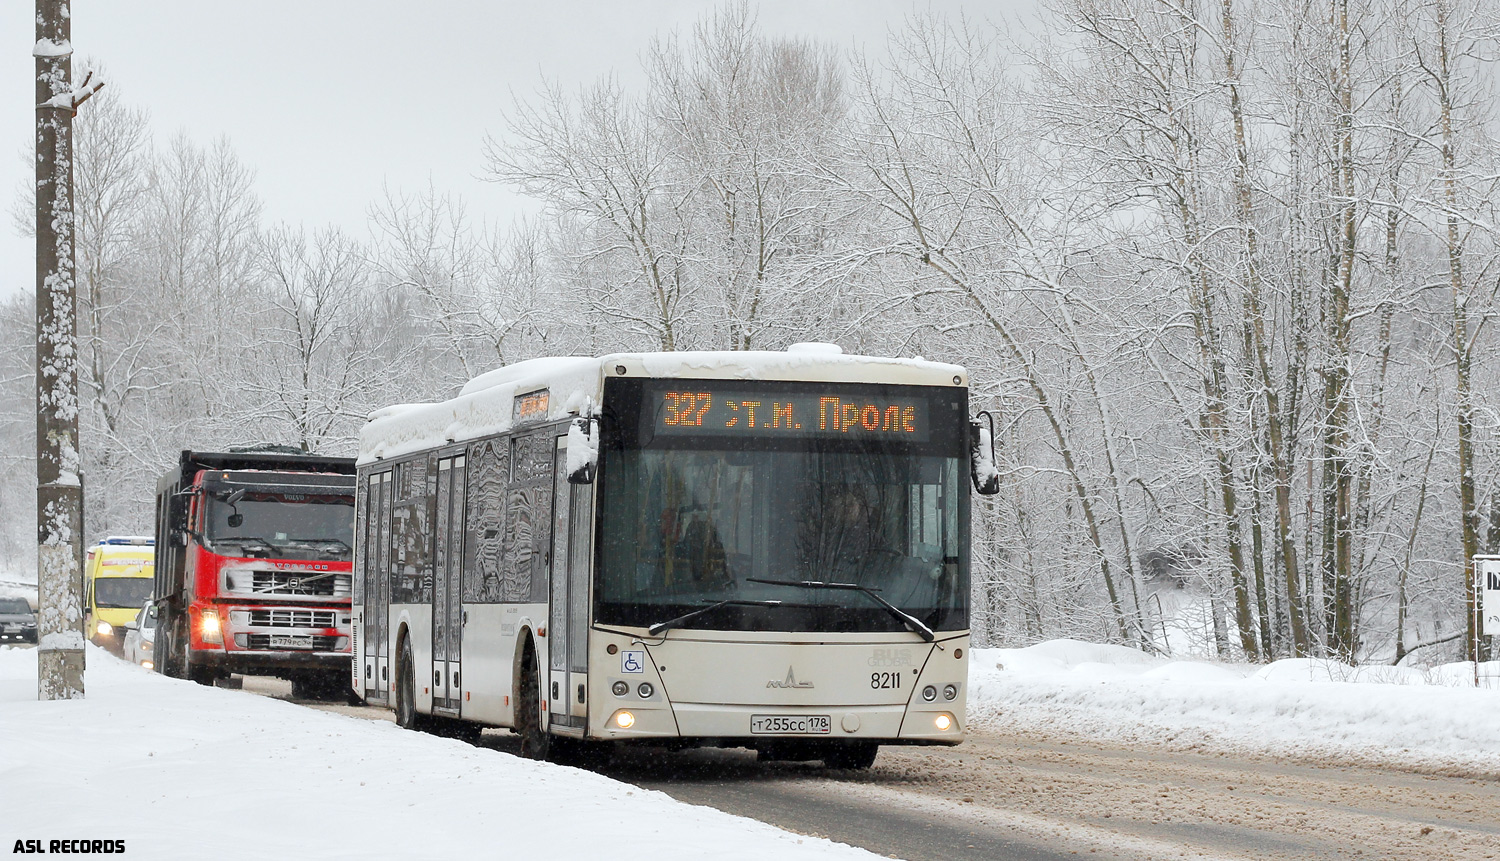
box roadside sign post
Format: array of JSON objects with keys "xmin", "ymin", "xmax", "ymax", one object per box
[{"xmin": 1472, "ymin": 556, "xmax": 1500, "ymax": 688}]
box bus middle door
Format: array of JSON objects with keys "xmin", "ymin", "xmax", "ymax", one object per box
[{"xmin": 433, "ymin": 454, "xmax": 465, "ymax": 714}]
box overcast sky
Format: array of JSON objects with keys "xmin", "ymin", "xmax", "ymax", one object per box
[{"xmin": 1, "ymin": 1, "xmax": 1039, "ymax": 302}]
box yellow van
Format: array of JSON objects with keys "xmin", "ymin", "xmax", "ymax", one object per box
[{"xmin": 84, "ymin": 536, "xmax": 155, "ymax": 654}]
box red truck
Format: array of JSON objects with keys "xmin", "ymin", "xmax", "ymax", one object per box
[{"xmin": 153, "ymin": 449, "xmax": 357, "ymax": 699}]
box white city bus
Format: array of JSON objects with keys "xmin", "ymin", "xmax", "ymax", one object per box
[{"xmin": 352, "ymin": 344, "xmax": 999, "ymax": 767}]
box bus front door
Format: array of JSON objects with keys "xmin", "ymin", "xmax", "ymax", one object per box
[
  {"xmin": 548, "ymin": 437, "xmax": 593, "ymax": 733},
  {"xmin": 364, "ymin": 470, "xmax": 393, "ymax": 704}
]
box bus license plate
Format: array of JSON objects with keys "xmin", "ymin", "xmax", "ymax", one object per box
[
  {"xmin": 270, "ymin": 634, "xmax": 315, "ymax": 649},
  {"xmin": 750, "ymin": 714, "xmax": 831, "ymax": 735}
]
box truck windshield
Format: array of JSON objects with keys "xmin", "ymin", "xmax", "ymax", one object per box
[
  {"xmin": 94, "ymin": 577, "xmax": 154, "ymax": 609},
  {"xmin": 203, "ymin": 494, "xmax": 355, "ymax": 561},
  {"xmin": 596, "ymin": 378, "xmax": 969, "ymax": 634}
]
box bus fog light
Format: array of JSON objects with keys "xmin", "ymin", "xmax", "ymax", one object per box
[
  {"xmin": 921, "ymin": 684, "xmax": 937, "ymax": 702},
  {"xmin": 96, "ymin": 621, "xmax": 113, "ymax": 637},
  {"xmin": 943, "ymin": 684, "xmax": 958, "ymax": 701},
  {"xmin": 611, "ymin": 681, "xmax": 629, "ymax": 697},
  {"xmin": 614, "ymin": 710, "xmax": 636, "ymax": 729},
  {"xmin": 637, "ymin": 682, "xmax": 654, "ymax": 698},
  {"xmin": 934, "ymin": 713, "xmax": 953, "ymax": 731}
]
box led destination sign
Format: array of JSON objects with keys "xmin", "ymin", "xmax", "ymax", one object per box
[{"xmin": 653, "ymin": 388, "xmax": 930, "ymax": 441}]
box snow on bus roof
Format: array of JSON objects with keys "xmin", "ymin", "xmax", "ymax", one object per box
[{"xmin": 358, "ymin": 345, "xmax": 967, "ymax": 465}]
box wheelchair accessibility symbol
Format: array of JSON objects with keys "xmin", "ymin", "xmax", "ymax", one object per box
[{"xmin": 621, "ymin": 650, "xmax": 645, "ymax": 674}]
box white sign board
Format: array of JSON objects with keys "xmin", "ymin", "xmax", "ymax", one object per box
[{"xmin": 1479, "ymin": 557, "xmax": 1500, "ymax": 637}]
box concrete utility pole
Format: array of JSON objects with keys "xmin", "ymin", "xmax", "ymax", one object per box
[{"xmin": 35, "ymin": 0, "xmax": 99, "ymax": 700}]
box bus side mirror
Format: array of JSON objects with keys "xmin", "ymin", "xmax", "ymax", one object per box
[
  {"xmin": 567, "ymin": 415, "xmax": 600, "ymax": 485},
  {"xmin": 969, "ymin": 413, "xmax": 1001, "ymax": 495}
]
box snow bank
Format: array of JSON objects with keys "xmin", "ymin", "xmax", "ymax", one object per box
[
  {"xmin": 0, "ymin": 646, "xmax": 875, "ymax": 859},
  {"xmin": 970, "ymin": 638, "xmax": 1500, "ymax": 777}
]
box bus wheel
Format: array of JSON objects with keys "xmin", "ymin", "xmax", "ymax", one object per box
[
  {"xmin": 823, "ymin": 741, "xmax": 879, "ymax": 770},
  {"xmin": 395, "ymin": 638, "xmax": 425, "ymax": 730},
  {"xmin": 516, "ymin": 640, "xmax": 550, "ymax": 760}
]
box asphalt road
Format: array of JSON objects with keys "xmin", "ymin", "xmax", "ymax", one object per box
[{"xmin": 243, "ymin": 676, "xmax": 1500, "ymax": 861}]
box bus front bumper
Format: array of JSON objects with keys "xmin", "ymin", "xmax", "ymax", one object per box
[{"xmin": 594, "ymin": 702, "xmax": 965, "ymax": 744}]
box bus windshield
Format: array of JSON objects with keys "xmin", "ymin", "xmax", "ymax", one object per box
[
  {"xmin": 597, "ymin": 379, "xmax": 969, "ymax": 634},
  {"xmin": 94, "ymin": 577, "xmax": 154, "ymax": 609},
  {"xmin": 203, "ymin": 493, "xmax": 355, "ymax": 562}
]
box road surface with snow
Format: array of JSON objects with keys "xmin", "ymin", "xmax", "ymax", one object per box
[{"xmin": 6, "ymin": 639, "xmax": 1498, "ymax": 860}]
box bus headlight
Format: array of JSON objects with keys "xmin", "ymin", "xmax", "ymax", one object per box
[
  {"xmin": 611, "ymin": 681, "xmax": 629, "ymax": 697},
  {"xmin": 96, "ymin": 621, "xmax": 113, "ymax": 637},
  {"xmin": 943, "ymin": 684, "xmax": 958, "ymax": 701},
  {"xmin": 934, "ymin": 713, "xmax": 953, "ymax": 731},
  {"xmin": 614, "ymin": 710, "xmax": 636, "ymax": 729},
  {"xmin": 921, "ymin": 684, "xmax": 937, "ymax": 702},
  {"xmin": 637, "ymin": 682, "xmax": 654, "ymax": 698},
  {"xmin": 199, "ymin": 609, "xmax": 222, "ymax": 645}
]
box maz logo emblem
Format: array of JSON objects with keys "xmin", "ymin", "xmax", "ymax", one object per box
[{"xmin": 766, "ymin": 666, "xmax": 814, "ymax": 689}]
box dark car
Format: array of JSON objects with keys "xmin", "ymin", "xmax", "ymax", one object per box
[{"xmin": 0, "ymin": 597, "xmax": 38, "ymax": 644}]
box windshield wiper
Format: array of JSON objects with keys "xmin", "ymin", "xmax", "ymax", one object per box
[
  {"xmin": 747, "ymin": 577, "xmax": 936, "ymax": 642},
  {"xmin": 286, "ymin": 537, "xmax": 351, "ymax": 554},
  {"xmin": 212, "ymin": 535, "xmax": 277, "ymax": 555},
  {"xmin": 648, "ymin": 599, "xmax": 782, "ymax": 637}
]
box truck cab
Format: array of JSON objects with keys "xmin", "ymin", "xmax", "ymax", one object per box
[{"xmin": 154, "ymin": 449, "xmax": 356, "ymax": 698}]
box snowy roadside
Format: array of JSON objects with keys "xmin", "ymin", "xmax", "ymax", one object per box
[
  {"xmin": 967, "ymin": 639, "xmax": 1500, "ymax": 778},
  {"xmin": 0, "ymin": 645, "xmax": 876, "ymax": 860}
]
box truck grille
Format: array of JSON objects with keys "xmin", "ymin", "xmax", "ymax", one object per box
[
  {"xmin": 249, "ymin": 609, "xmax": 338, "ymax": 629},
  {"xmin": 249, "ymin": 571, "xmax": 351, "ymax": 597},
  {"xmin": 245, "ymin": 634, "xmax": 340, "ymax": 651}
]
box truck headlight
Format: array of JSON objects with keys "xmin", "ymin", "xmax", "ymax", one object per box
[
  {"xmin": 199, "ymin": 609, "xmax": 222, "ymax": 644},
  {"xmin": 96, "ymin": 621, "xmax": 113, "ymax": 637}
]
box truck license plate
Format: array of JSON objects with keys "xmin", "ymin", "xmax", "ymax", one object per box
[
  {"xmin": 750, "ymin": 714, "xmax": 831, "ymax": 734},
  {"xmin": 270, "ymin": 634, "xmax": 315, "ymax": 649}
]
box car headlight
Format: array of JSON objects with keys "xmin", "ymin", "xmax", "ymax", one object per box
[{"xmin": 96, "ymin": 621, "xmax": 113, "ymax": 636}]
